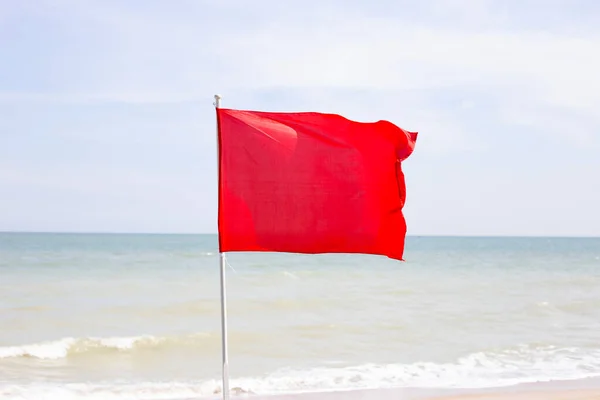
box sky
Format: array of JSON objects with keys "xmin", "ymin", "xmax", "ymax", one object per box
[{"xmin": 1, "ymin": 0, "xmax": 599, "ymax": 236}]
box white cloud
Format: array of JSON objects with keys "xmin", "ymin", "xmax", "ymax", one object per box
[
  {"xmin": 4, "ymin": 1, "xmax": 598, "ymax": 146},
  {"xmin": 221, "ymin": 19, "xmax": 599, "ymax": 109},
  {"xmin": 4, "ymin": 2, "xmax": 597, "ymax": 97}
]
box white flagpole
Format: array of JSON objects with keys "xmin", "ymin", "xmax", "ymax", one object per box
[{"xmin": 214, "ymin": 94, "xmax": 230, "ymax": 400}]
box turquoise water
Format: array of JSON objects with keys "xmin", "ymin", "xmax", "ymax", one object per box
[{"xmin": 1, "ymin": 233, "xmax": 599, "ymax": 399}]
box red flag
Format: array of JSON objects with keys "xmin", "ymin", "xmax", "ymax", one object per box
[{"xmin": 217, "ymin": 109, "xmax": 417, "ymax": 260}]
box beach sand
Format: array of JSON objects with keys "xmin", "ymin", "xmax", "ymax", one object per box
[
  {"xmin": 429, "ymin": 391, "xmax": 600, "ymax": 399},
  {"xmin": 249, "ymin": 389, "xmax": 600, "ymax": 400},
  {"xmin": 247, "ymin": 378, "xmax": 600, "ymax": 400}
]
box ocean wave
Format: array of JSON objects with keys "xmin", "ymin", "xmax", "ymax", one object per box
[
  {"xmin": 2, "ymin": 343, "xmax": 600, "ymax": 398},
  {"xmin": 0, "ymin": 334, "xmax": 212, "ymax": 360},
  {"xmin": 232, "ymin": 344, "xmax": 600, "ymax": 393}
]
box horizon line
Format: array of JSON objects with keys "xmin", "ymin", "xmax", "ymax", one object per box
[{"xmin": 1, "ymin": 231, "xmax": 599, "ymax": 239}]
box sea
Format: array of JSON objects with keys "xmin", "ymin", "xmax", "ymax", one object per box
[{"xmin": 1, "ymin": 233, "xmax": 599, "ymax": 399}]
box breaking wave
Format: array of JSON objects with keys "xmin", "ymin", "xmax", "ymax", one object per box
[
  {"xmin": 2, "ymin": 341, "xmax": 600, "ymax": 398},
  {"xmin": 0, "ymin": 334, "xmax": 212, "ymax": 360}
]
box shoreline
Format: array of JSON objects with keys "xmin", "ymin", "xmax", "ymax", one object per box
[{"xmin": 245, "ymin": 378, "xmax": 600, "ymax": 400}]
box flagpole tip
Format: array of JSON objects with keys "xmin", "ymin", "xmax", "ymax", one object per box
[{"xmin": 213, "ymin": 94, "xmax": 222, "ymax": 108}]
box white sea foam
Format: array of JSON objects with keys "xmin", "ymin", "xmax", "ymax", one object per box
[
  {"xmin": 0, "ymin": 381, "xmax": 218, "ymax": 400},
  {"xmin": 0, "ymin": 334, "xmax": 208, "ymax": 360},
  {"xmin": 2, "ymin": 343, "xmax": 600, "ymax": 398},
  {"xmin": 230, "ymin": 346, "xmax": 600, "ymax": 393}
]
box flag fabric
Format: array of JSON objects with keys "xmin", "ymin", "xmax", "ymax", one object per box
[{"xmin": 216, "ymin": 108, "xmax": 418, "ymax": 260}]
